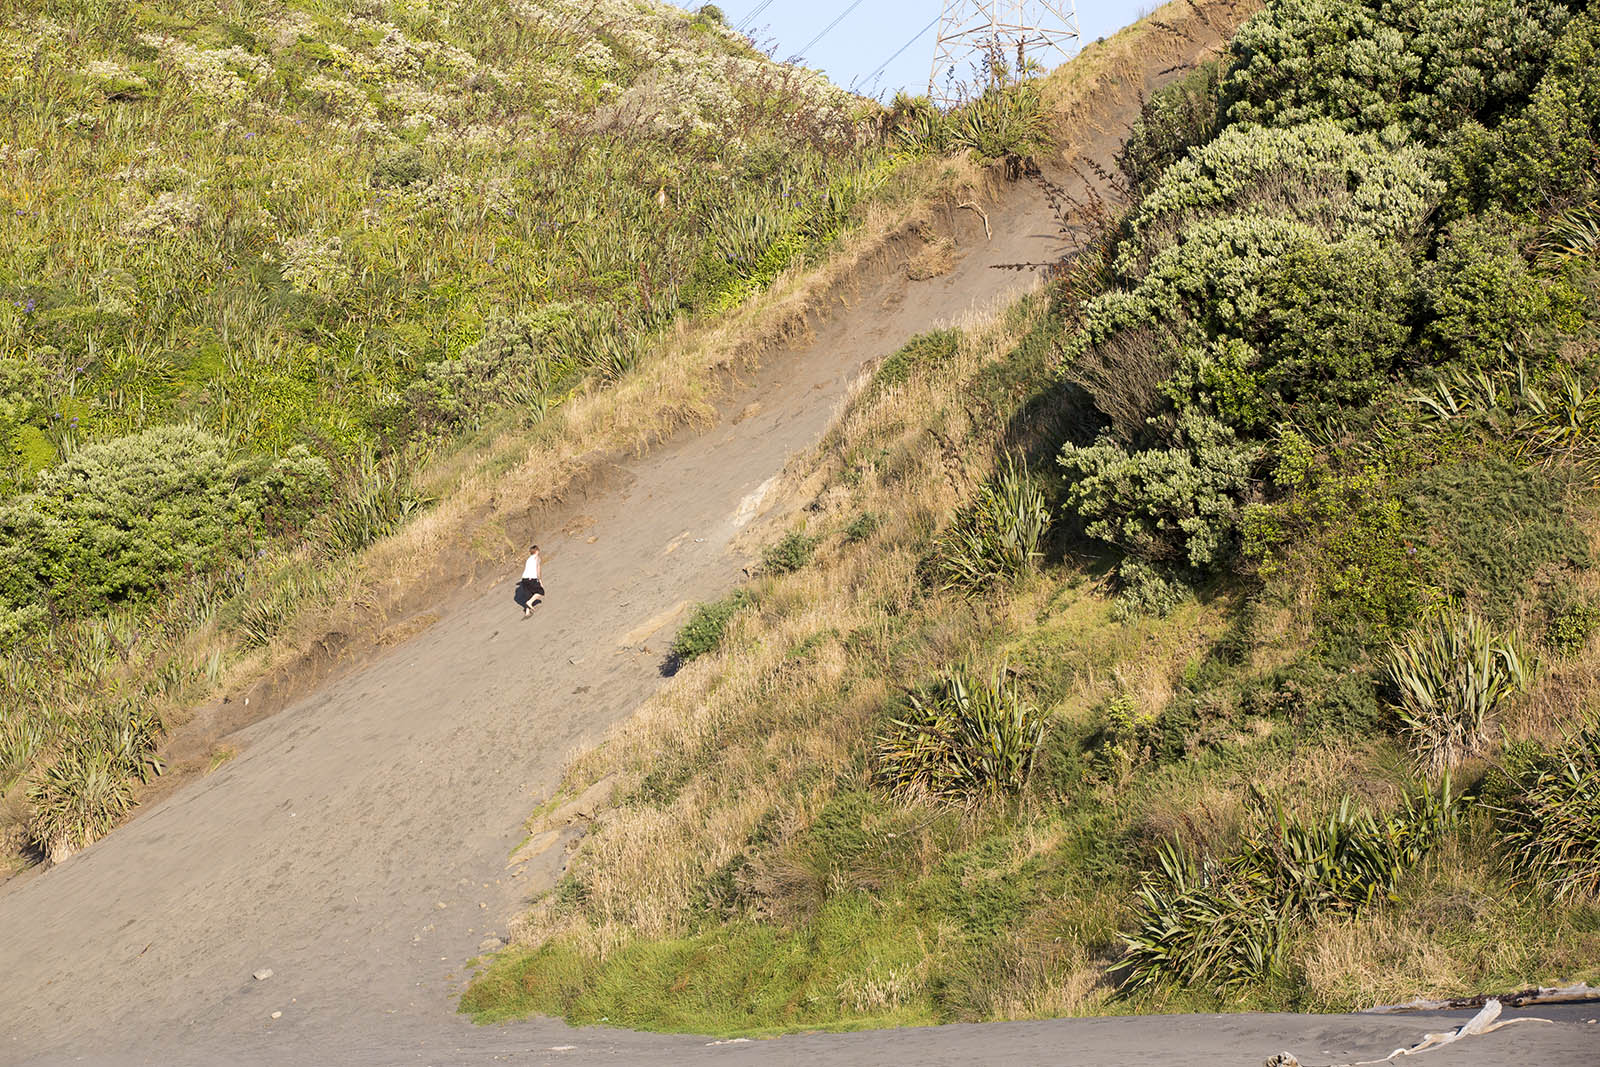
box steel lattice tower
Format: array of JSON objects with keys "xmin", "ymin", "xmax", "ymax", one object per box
[{"xmin": 928, "ymin": 1, "xmax": 1081, "ymax": 106}]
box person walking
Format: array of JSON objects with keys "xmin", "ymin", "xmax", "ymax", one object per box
[{"xmin": 515, "ymin": 544, "xmax": 544, "ymax": 617}]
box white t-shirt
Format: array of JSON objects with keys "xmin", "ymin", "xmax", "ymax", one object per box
[{"xmin": 521, "ymin": 553, "xmax": 541, "ymax": 581}]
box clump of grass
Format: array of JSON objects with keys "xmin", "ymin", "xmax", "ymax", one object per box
[
  {"xmin": 1120, "ymin": 782, "xmax": 1458, "ymax": 994},
  {"xmin": 934, "ymin": 454, "xmax": 1050, "ymax": 592},
  {"xmin": 875, "ymin": 666, "xmax": 1046, "ymax": 804},
  {"xmin": 27, "ymin": 747, "xmax": 140, "ymax": 864},
  {"xmin": 669, "ymin": 590, "xmax": 751, "ymax": 665},
  {"xmin": 1494, "ymin": 718, "xmax": 1600, "ymax": 901},
  {"xmin": 322, "ymin": 449, "xmax": 432, "ymax": 553},
  {"xmin": 1384, "ymin": 611, "xmax": 1530, "ymax": 775}
]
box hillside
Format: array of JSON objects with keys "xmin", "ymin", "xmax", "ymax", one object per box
[
  {"xmin": 465, "ymin": 0, "xmax": 1600, "ymax": 1032},
  {"xmin": 0, "ymin": 0, "xmax": 929, "ymax": 866}
]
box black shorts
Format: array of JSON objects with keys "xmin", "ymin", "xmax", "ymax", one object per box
[{"xmin": 518, "ymin": 578, "xmax": 545, "ymax": 596}]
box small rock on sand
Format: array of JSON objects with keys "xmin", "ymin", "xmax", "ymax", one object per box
[{"xmin": 252, "ymin": 968, "xmax": 273, "ymax": 981}]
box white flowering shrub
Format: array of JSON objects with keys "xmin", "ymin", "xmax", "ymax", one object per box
[
  {"xmin": 278, "ymin": 232, "xmax": 352, "ymax": 294},
  {"xmin": 120, "ymin": 191, "xmax": 204, "ymax": 240},
  {"xmin": 138, "ymin": 34, "xmax": 270, "ymax": 109}
]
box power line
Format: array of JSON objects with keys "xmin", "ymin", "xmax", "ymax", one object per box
[
  {"xmin": 735, "ymin": 0, "xmax": 777, "ymax": 32},
  {"xmin": 859, "ymin": 11, "xmax": 942, "ymax": 90},
  {"xmin": 798, "ymin": 0, "xmax": 868, "ymax": 57}
]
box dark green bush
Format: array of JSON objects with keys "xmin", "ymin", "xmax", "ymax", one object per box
[
  {"xmin": 1060, "ymin": 412, "xmax": 1257, "ymax": 580},
  {"xmin": 1542, "ymin": 587, "xmax": 1599, "ymax": 656},
  {"xmin": 1422, "ymin": 213, "xmax": 1578, "ymax": 365},
  {"xmin": 1244, "ymin": 657, "xmax": 1384, "ymax": 734},
  {"xmin": 1451, "ymin": 10, "xmax": 1600, "ymax": 213},
  {"xmin": 1221, "ymin": 0, "xmax": 1574, "ymax": 139},
  {"xmin": 0, "ymin": 426, "xmax": 330, "ymax": 638},
  {"xmin": 371, "ymin": 145, "xmax": 427, "ymax": 189}
]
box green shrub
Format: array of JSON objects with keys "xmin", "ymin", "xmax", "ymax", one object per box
[
  {"xmin": 1119, "ymin": 60, "xmax": 1224, "ymax": 195},
  {"xmin": 1123, "ymin": 121, "xmax": 1440, "ymax": 257},
  {"xmin": 1385, "ymin": 611, "xmax": 1530, "ymax": 775},
  {"xmin": 1221, "ymin": 0, "xmax": 1573, "ymax": 140},
  {"xmin": 935, "ymin": 455, "xmax": 1050, "ymax": 592},
  {"xmin": 0, "ymin": 426, "xmax": 330, "ymax": 629},
  {"xmin": 1060, "ymin": 412, "xmax": 1256, "ymax": 578},
  {"xmin": 1245, "ymin": 657, "xmax": 1384, "ymax": 734},
  {"xmin": 1242, "ymin": 451, "xmax": 1427, "ymax": 649},
  {"xmin": 1120, "ymin": 782, "xmax": 1458, "ymax": 993},
  {"xmin": 843, "ymin": 512, "xmax": 879, "ymax": 543},
  {"xmin": 1455, "ymin": 10, "xmax": 1600, "ymax": 213},
  {"xmin": 1542, "ymin": 589, "xmax": 1599, "ymax": 656},
  {"xmin": 1493, "ymin": 718, "xmax": 1600, "ymax": 900},
  {"xmin": 875, "ymin": 666, "xmax": 1046, "ymax": 804},
  {"xmin": 670, "ymin": 591, "xmax": 750, "ymax": 664},
  {"xmin": 1422, "ymin": 213, "xmax": 1576, "ymax": 365},
  {"xmin": 763, "ymin": 530, "xmax": 817, "ymax": 575}
]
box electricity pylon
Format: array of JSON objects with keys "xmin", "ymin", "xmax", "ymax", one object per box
[{"xmin": 928, "ymin": 1, "xmax": 1080, "ymax": 106}]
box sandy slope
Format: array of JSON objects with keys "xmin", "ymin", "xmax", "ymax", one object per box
[{"xmin": 3, "ymin": 21, "xmax": 1596, "ymax": 1067}]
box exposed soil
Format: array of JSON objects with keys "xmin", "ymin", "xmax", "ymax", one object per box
[{"xmin": 2, "ymin": 10, "xmax": 1592, "ymax": 1066}]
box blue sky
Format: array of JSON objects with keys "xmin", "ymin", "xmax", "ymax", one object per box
[{"xmin": 676, "ymin": 1, "xmax": 1153, "ymax": 99}]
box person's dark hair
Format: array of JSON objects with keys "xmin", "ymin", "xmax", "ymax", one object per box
[{"xmin": 530, "ymin": 544, "xmax": 539, "ymax": 553}]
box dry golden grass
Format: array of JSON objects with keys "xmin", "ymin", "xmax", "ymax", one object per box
[
  {"xmin": 1300, "ymin": 834, "xmax": 1600, "ymax": 1010},
  {"xmin": 906, "ymin": 236, "xmax": 957, "ymax": 280},
  {"xmin": 1040, "ymin": 0, "xmax": 1262, "ymax": 147}
]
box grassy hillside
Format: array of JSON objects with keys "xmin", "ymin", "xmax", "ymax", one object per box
[
  {"xmin": 466, "ymin": 0, "xmax": 1600, "ymax": 1032},
  {"xmin": 0, "ymin": 1, "xmax": 1053, "ymax": 866}
]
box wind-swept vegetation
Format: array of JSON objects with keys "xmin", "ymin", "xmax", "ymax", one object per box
[{"xmin": 469, "ymin": 0, "xmax": 1600, "ymax": 1033}]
